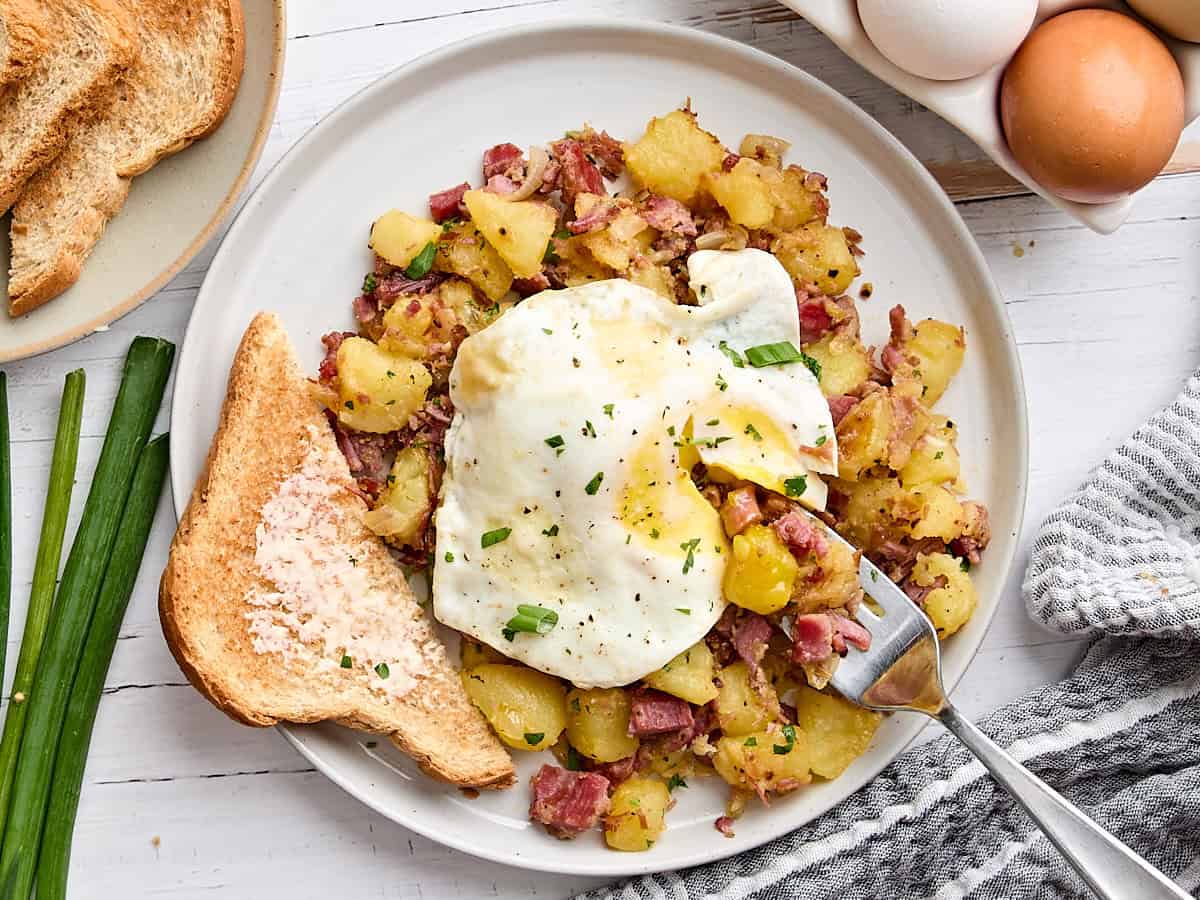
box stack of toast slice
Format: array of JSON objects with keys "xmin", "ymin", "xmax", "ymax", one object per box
[
  {"xmin": 160, "ymin": 313, "xmax": 515, "ymax": 789},
  {"xmin": 0, "ymin": 0, "xmax": 245, "ymax": 316}
]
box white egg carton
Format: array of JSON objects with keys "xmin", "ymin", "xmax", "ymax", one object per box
[{"xmin": 782, "ymin": 0, "xmax": 1200, "ymax": 233}]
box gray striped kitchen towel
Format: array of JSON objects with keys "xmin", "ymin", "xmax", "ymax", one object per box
[{"xmin": 578, "ymin": 373, "xmax": 1200, "ymax": 899}]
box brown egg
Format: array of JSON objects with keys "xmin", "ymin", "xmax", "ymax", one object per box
[{"xmin": 1000, "ymin": 9, "xmax": 1185, "ymax": 204}]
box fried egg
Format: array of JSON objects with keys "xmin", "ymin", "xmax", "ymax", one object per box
[{"xmin": 433, "ymin": 249, "xmax": 837, "ymax": 687}]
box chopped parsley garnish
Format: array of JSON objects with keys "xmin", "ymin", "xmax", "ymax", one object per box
[
  {"xmin": 542, "ymin": 327, "xmax": 553, "ymax": 335},
  {"xmin": 666, "ymin": 425, "xmax": 676, "ymax": 437},
  {"xmin": 542, "ymin": 524, "xmax": 559, "ymax": 537},
  {"xmin": 444, "ymin": 551, "xmax": 455, "ymax": 563},
  {"xmin": 386, "ymin": 370, "xmax": 396, "ymax": 378},
  {"xmin": 565, "ymin": 745, "xmax": 583, "ymax": 770},
  {"xmin": 585, "ymin": 471, "xmax": 604, "ymax": 495},
  {"xmin": 784, "ymin": 476, "xmax": 807, "ymax": 497},
  {"xmin": 680, "ymin": 537, "xmax": 701, "ymax": 574},
  {"xmin": 405, "ymin": 242, "xmax": 437, "ymax": 279},
  {"xmin": 650, "ymin": 528, "xmax": 661, "ymax": 539},
  {"xmin": 706, "ymin": 418, "xmax": 720, "ymax": 426},
  {"xmin": 544, "ymin": 239, "xmax": 560, "ymax": 264},
  {"xmin": 481, "ymin": 527, "xmax": 512, "ymax": 548},
  {"xmin": 743, "ymin": 736, "xmax": 758, "ymax": 747},
  {"xmin": 961, "ymin": 559, "xmax": 971, "ymax": 572},
  {"xmin": 340, "ymin": 655, "xmax": 352, "ymax": 669},
  {"xmin": 584, "ymin": 420, "xmax": 597, "ymax": 438},
  {"xmin": 744, "ymin": 423, "xmax": 763, "ymax": 442},
  {"xmin": 815, "ymin": 435, "xmax": 827, "ymax": 447},
  {"xmin": 675, "ymin": 607, "xmax": 691, "ymax": 615},
  {"xmin": 934, "ymin": 451, "xmax": 944, "ymax": 460},
  {"xmin": 773, "ymin": 724, "xmax": 796, "ymax": 755},
  {"xmin": 718, "ymin": 340, "xmax": 745, "ymax": 368},
  {"xmin": 667, "ymin": 774, "xmax": 688, "ymax": 792},
  {"xmin": 716, "ymin": 373, "xmax": 728, "ymax": 392},
  {"xmin": 603, "ymin": 403, "xmax": 614, "ymax": 418},
  {"xmin": 524, "ymin": 732, "xmax": 545, "ymax": 746},
  {"xmin": 344, "ymin": 400, "xmax": 355, "ymax": 410},
  {"xmin": 502, "ymin": 605, "xmax": 559, "ymax": 641},
  {"xmin": 361, "ymin": 273, "xmax": 377, "ymax": 294},
  {"xmin": 545, "ymin": 434, "xmax": 565, "ymax": 448},
  {"xmin": 375, "ymin": 662, "xmax": 391, "ymax": 680}
]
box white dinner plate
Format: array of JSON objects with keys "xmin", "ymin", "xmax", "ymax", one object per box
[{"xmin": 170, "ymin": 19, "xmax": 1029, "ymax": 878}]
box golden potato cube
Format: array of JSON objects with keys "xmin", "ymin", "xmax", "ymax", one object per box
[
  {"xmin": 836, "ymin": 390, "xmax": 892, "ymax": 481},
  {"xmin": 713, "ymin": 728, "xmax": 811, "ymax": 794},
  {"xmin": 369, "ymin": 209, "xmax": 441, "ymax": 269},
  {"xmin": 886, "ymin": 383, "xmax": 933, "ymax": 471},
  {"xmin": 771, "ymin": 166, "xmax": 827, "ymax": 232},
  {"xmin": 462, "ymin": 189, "xmax": 557, "ymax": 279},
  {"xmin": 912, "ymin": 552, "xmax": 977, "ymax": 637},
  {"xmin": 771, "ymin": 224, "xmax": 859, "ymax": 295},
  {"xmin": 643, "ymin": 641, "xmax": 718, "ymax": 705},
  {"xmin": 834, "ymin": 476, "xmax": 916, "ymax": 551},
  {"xmin": 705, "ymin": 158, "xmax": 779, "ymax": 229},
  {"xmin": 909, "ymin": 485, "xmax": 965, "ymax": 541},
  {"xmin": 906, "ymin": 320, "xmax": 965, "ymax": 406},
  {"xmin": 436, "ymin": 278, "xmax": 495, "ymax": 335},
  {"xmin": 378, "ymin": 293, "xmax": 434, "ymax": 357},
  {"xmin": 624, "ymin": 109, "xmax": 727, "ymax": 204},
  {"xmin": 434, "ymin": 222, "xmax": 513, "ymax": 302},
  {"xmin": 363, "ymin": 448, "xmax": 431, "ymax": 545},
  {"xmin": 715, "ymin": 661, "xmax": 777, "ymax": 736},
  {"xmin": 460, "ymin": 639, "xmax": 507, "ymax": 669},
  {"xmin": 462, "ymin": 664, "xmax": 567, "ymax": 751},
  {"xmin": 792, "ymin": 537, "xmax": 859, "ymax": 614},
  {"xmin": 723, "ymin": 524, "xmax": 800, "ymax": 615},
  {"xmin": 581, "ymin": 208, "xmax": 650, "ymax": 272},
  {"xmin": 804, "ymin": 332, "xmax": 871, "ymax": 398},
  {"xmin": 628, "ymin": 260, "xmax": 677, "ymax": 300},
  {"xmin": 336, "ymin": 337, "xmax": 431, "ymax": 434},
  {"xmin": 793, "ymin": 685, "xmax": 881, "ymax": 779},
  {"xmin": 557, "ymin": 234, "xmax": 615, "ymax": 287},
  {"xmin": 566, "ymin": 687, "xmax": 640, "ymax": 762},
  {"xmin": 605, "ymin": 777, "xmax": 670, "ymax": 851},
  {"xmin": 900, "ymin": 429, "xmax": 961, "ymax": 488}
]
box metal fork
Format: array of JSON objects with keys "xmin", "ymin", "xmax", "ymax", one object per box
[{"xmin": 809, "ymin": 524, "xmax": 1190, "ymax": 900}]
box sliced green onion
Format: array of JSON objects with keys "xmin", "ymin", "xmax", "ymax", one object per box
[
  {"xmin": 744, "ymin": 341, "xmax": 803, "ymax": 367},
  {"xmin": 667, "ymin": 774, "xmax": 688, "ymax": 792},
  {"xmin": 585, "ymin": 472, "xmax": 604, "ymax": 495},
  {"xmin": 773, "ymin": 723, "xmax": 797, "ymax": 755},
  {"xmin": 405, "ymin": 242, "xmax": 437, "ymax": 279},
  {"xmin": 375, "ymin": 663, "xmax": 390, "ymax": 679},
  {"xmin": 680, "ymin": 537, "xmax": 701, "ymax": 574},
  {"xmin": 603, "ymin": 404, "xmax": 614, "ymax": 418},
  {"xmin": 524, "ymin": 732, "xmax": 544, "ymax": 746},
  {"xmin": 340, "ymin": 655, "xmax": 353, "ymax": 668},
  {"xmin": 502, "ymin": 605, "xmax": 559, "ymax": 641},
  {"xmin": 0, "ymin": 372, "xmax": 83, "ymax": 837},
  {"xmin": 542, "ymin": 524, "xmax": 559, "ymax": 537},
  {"xmin": 0, "ymin": 337, "xmax": 173, "ymax": 899},
  {"xmin": 481, "ymin": 527, "xmax": 512, "ymax": 548},
  {"xmin": 35, "ymin": 434, "xmax": 169, "ymax": 899},
  {"xmin": 717, "ymin": 341, "xmax": 744, "ymax": 368},
  {"xmin": 784, "ymin": 476, "xmax": 808, "ymax": 497},
  {"xmin": 544, "ymin": 434, "xmax": 564, "ymax": 449}
]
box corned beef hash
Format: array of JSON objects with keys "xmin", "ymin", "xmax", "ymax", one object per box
[{"xmin": 311, "ymin": 107, "xmax": 990, "ymax": 850}]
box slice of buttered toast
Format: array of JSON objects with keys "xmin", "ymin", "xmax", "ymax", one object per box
[
  {"xmin": 0, "ymin": 0, "xmax": 136, "ymax": 216},
  {"xmin": 160, "ymin": 313, "xmax": 515, "ymax": 789},
  {"xmin": 9, "ymin": 0, "xmax": 245, "ymax": 316},
  {"xmin": 0, "ymin": 0, "xmax": 50, "ymax": 87}
]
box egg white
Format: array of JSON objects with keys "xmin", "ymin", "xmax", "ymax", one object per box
[{"xmin": 433, "ymin": 249, "xmax": 836, "ymax": 687}]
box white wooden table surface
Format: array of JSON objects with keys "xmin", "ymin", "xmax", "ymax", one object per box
[{"xmin": 5, "ymin": 2, "xmax": 1197, "ymax": 897}]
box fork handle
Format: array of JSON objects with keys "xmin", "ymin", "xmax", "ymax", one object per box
[{"xmin": 937, "ymin": 703, "xmax": 1190, "ymax": 900}]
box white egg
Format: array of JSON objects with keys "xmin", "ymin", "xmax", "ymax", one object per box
[
  {"xmin": 433, "ymin": 250, "xmax": 836, "ymax": 688},
  {"xmin": 857, "ymin": 0, "xmax": 1038, "ymax": 81}
]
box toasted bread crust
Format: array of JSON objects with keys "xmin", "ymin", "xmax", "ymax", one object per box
[
  {"xmin": 160, "ymin": 313, "xmax": 514, "ymax": 789},
  {"xmin": 0, "ymin": 0, "xmax": 50, "ymax": 86}
]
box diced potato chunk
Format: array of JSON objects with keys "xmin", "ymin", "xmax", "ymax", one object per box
[
  {"xmin": 643, "ymin": 641, "xmax": 718, "ymax": 705},
  {"xmin": 436, "ymin": 278, "xmax": 496, "ymax": 335},
  {"xmin": 628, "ymin": 260, "xmax": 676, "ymax": 300},
  {"xmin": 369, "ymin": 210, "xmax": 441, "ymax": 269},
  {"xmin": 605, "ymin": 777, "xmax": 670, "ymax": 851},
  {"xmin": 713, "ymin": 728, "xmax": 811, "ymax": 794},
  {"xmin": 336, "ymin": 338, "xmax": 431, "ymax": 433},
  {"xmin": 705, "ymin": 158, "xmax": 778, "ymax": 229},
  {"xmin": 715, "ymin": 661, "xmax": 777, "ymax": 736},
  {"xmin": 771, "ymin": 224, "xmax": 859, "ymax": 295},
  {"xmin": 899, "ymin": 428, "xmax": 960, "ymax": 490},
  {"xmin": 566, "ymin": 687, "xmax": 639, "ymax": 762},
  {"xmin": 462, "ymin": 190, "xmax": 557, "ymax": 279},
  {"xmin": 834, "ymin": 476, "xmax": 918, "ymax": 552},
  {"xmin": 835, "ymin": 390, "xmax": 891, "ymax": 481},
  {"xmin": 723, "ymin": 524, "xmax": 799, "ymax": 615},
  {"xmin": 912, "ymin": 552, "xmax": 977, "ymax": 637},
  {"xmin": 792, "ymin": 537, "xmax": 859, "ymax": 613},
  {"xmin": 624, "ymin": 110, "xmax": 727, "ymax": 204},
  {"xmin": 909, "ymin": 485, "xmax": 965, "ymax": 541},
  {"xmin": 580, "ymin": 206, "xmax": 650, "ymax": 272},
  {"xmin": 462, "ymin": 664, "xmax": 567, "ymax": 751},
  {"xmin": 886, "ymin": 383, "xmax": 932, "ymax": 471},
  {"xmin": 557, "ymin": 234, "xmax": 615, "ymax": 287},
  {"xmin": 378, "ymin": 294, "xmax": 434, "ymax": 357},
  {"xmin": 435, "ymin": 222, "xmax": 513, "ymax": 302},
  {"xmin": 804, "ymin": 332, "xmax": 871, "ymax": 398},
  {"xmin": 771, "ymin": 166, "xmax": 827, "ymax": 232},
  {"xmin": 900, "ymin": 320, "xmax": 966, "ymax": 406},
  {"xmin": 363, "ymin": 448, "xmax": 430, "ymax": 544},
  {"xmin": 793, "ymin": 686, "xmax": 880, "ymax": 778}
]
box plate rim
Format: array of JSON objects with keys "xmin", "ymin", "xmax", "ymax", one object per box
[
  {"xmin": 0, "ymin": 0, "xmax": 287, "ymax": 364},
  {"xmin": 171, "ymin": 16, "xmax": 1030, "ymax": 878}
]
